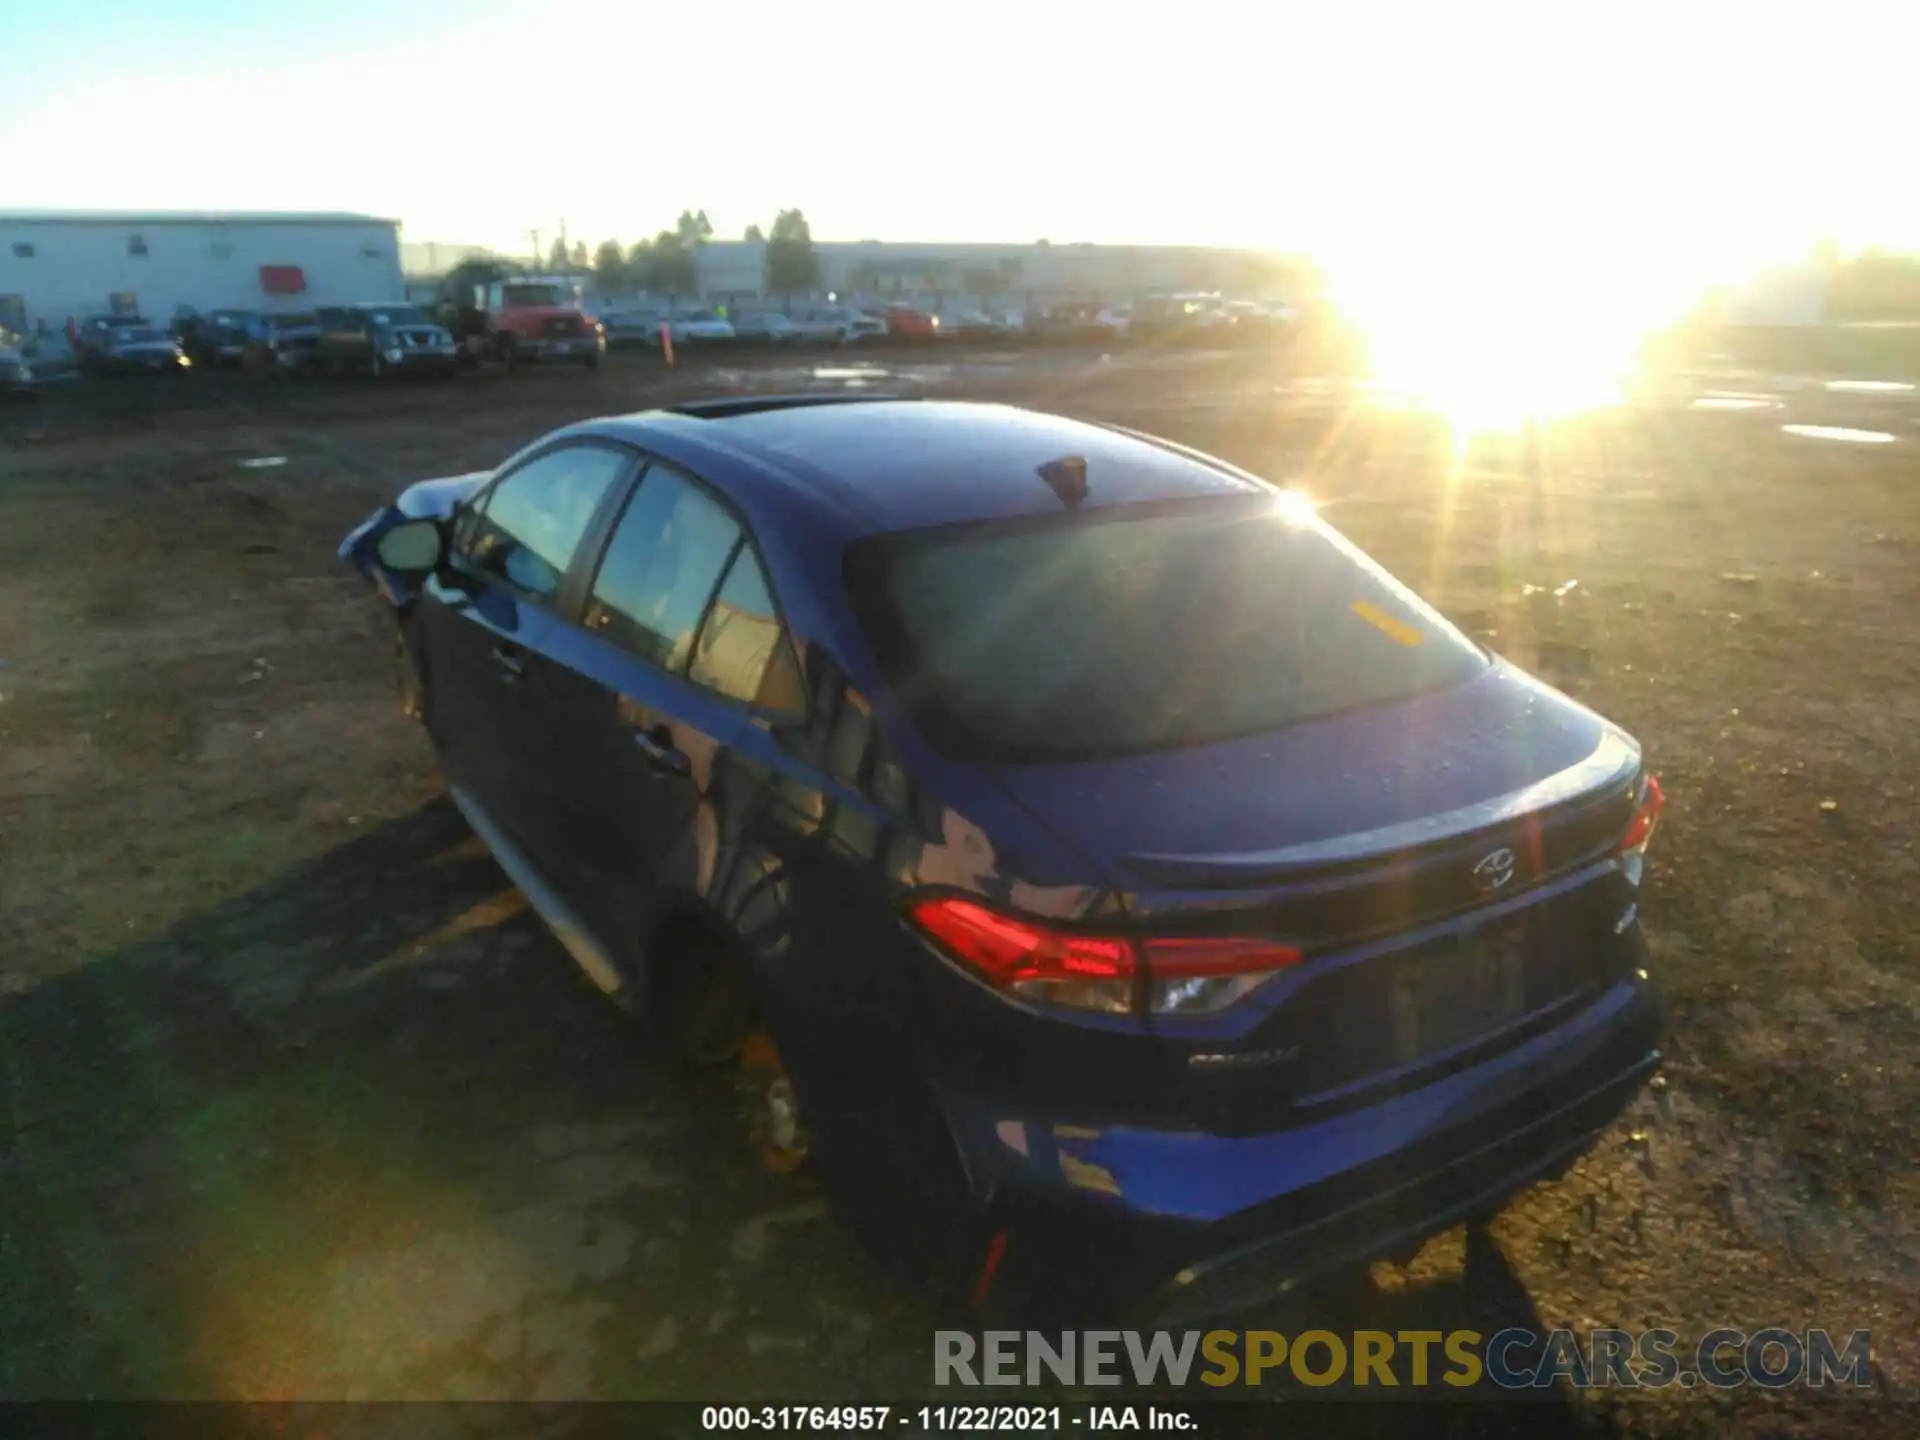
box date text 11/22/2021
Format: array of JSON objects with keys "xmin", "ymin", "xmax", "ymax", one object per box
[{"xmin": 701, "ymin": 1406, "xmax": 1199, "ymax": 1432}]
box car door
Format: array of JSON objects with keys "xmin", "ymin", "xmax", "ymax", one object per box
[
  {"xmin": 415, "ymin": 441, "xmax": 637, "ymax": 851},
  {"xmin": 513, "ymin": 458, "xmax": 803, "ymax": 942}
]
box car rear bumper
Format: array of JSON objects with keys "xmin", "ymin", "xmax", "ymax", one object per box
[{"xmin": 935, "ymin": 971, "xmax": 1664, "ymax": 1318}]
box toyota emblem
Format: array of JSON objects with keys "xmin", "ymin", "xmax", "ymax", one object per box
[{"xmin": 1472, "ymin": 847, "xmax": 1517, "ymax": 892}]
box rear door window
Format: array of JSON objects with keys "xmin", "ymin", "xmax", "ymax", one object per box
[
  {"xmin": 584, "ymin": 462, "xmax": 741, "ymax": 670},
  {"xmin": 688, "ymin": 544, "xmax": 802, "ymax": 710},
  {"xmin": 848, "ymin": 497, "xmax": 1489, "ymax": 762},
  {"xmin": 461, "ymin": 445, "xmax": 630, "ymax": 601}
]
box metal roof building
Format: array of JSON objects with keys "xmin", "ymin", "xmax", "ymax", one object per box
[{"xmin": 0, "ymin": 210, "xmax": 403, "ymax": 331}]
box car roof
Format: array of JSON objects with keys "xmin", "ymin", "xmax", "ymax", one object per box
[{"xmin": 583, "ymin": 399, "xmax": 1266, "ymax": 537}]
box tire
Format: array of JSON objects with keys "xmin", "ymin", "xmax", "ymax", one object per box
[
  {"xmin": 369, "ymin": 350, "xmax": 387, "ymax": 380},
  {"xmin": 581, "ymin": 350, "xmax": 599, "ymax": 370},
  {"xmin": 651, "ymin": 920, "xmax": 754, "ymax": 1069}
]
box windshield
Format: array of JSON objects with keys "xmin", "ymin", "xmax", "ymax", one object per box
[
  {"xmin": 848, "ymin": 498, "xmax": 1489, "ymax": 763},
  {"xmin": 502, "ymin": 284, "xmax": 568, "ymax": 307},
  {"xmin": 366, "ymin": 307, "xmax": 428, "ymax": 326},
  {"xmin": 270, "ymin": 313, "xmax": 317, "ymax": 330},
  {"xmin": 118, "ymin": 328, "xmax": 170, "ymax": 344}
]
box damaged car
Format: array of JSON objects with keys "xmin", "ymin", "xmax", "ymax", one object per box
[{"xmin": 341, "ymin": 395, "xmax": 1666, "ymax": 1321}]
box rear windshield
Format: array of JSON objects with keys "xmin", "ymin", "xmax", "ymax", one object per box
[{"xmin": 848, "ymin": 497, "xmax": 1488, "ymax": 762}]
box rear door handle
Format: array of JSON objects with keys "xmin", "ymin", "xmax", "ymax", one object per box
[
  {"xmin": 633, "ymin": 724, "xmax": 691, "ymax": 775},
  {"xmin": 491, "ymin": 643, "xmax": 524, "ymax": 683}
]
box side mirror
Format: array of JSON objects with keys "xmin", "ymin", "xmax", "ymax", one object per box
[{"xmin": 374, "ymin": 518, "xmax": 444, "ymax": 573}]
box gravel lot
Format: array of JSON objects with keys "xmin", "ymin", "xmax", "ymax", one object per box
[{"xmin": 1, "ymin": 345, "xmax": 1915, "ymax": 1434}]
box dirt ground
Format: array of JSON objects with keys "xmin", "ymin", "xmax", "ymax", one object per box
[{"xmin": 1, "ymin": 345, "xmax": 1916, "ymax": 1433}]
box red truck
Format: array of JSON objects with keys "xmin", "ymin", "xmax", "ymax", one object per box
[{"xmin": 437, "ymin": 263, "xmax": 605, "ymax": 369}]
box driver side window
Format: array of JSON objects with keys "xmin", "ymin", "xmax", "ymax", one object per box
[{"xmin": 460, "ymin": 445, "xmax": 630, "ymax": 600}]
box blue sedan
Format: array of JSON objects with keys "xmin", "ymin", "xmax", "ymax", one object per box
[{"xmin": 342, "ymin": 395, "xmax": 1665, "ymax": 1320}]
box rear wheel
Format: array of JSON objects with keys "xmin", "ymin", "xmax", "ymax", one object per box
[{"xmin": 737, "ymin": 1030, "xmax": 810, "ymax": 1175}]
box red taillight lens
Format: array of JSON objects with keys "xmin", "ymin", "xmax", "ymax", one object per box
[
  {"xmin": 906, "ymin": 898, "xmax": 1300, "ymax": 1016},
  {"xmin": 1143, "ymin": 936, "xmax": 1303, "ymax": 1014},
  {"xmin": 1142, "ymin": 936, "xmax": 1304, "ymax": 977},
  {"xmin": 1619, "ymin": 774, "xmax": 1664, "ymax": 855},
  {"xmin": 909, "ymin": 898, "xmax": 1133, "ymax": 985}
]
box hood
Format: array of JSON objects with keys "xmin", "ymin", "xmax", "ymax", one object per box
[
  {"xmin": 984, "ymin": 660, "xmax": 1635, "ymax": 889},
  {"xmin": 396, "ymin": 471, "xmax": 488, "ymax": 518},
  {"xmin": 381, "ymin": 322, "xmax": 455, "ymax": 342}
]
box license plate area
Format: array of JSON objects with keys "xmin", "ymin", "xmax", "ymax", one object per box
[{"xmin": 1390, "ymin": 925, "xmax": 1527, "ymax": 1063}]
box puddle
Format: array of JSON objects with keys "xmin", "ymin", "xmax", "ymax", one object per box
[
  {"xmin": 810, "ymin": 366, "xmax": 890, "ymax": 381},
  {"xmin": 1824, "ymin": 380, "xmax": 1916, "ymax": 394},
  {"xmin": 1779, "ymin": 425, "xmax": 1898, "ymax": 445},
  {"xmin": 1690, "ymin": 395, "xmax": 1777, "ymax": 412}
]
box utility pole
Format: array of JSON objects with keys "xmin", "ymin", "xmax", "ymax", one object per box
[
  {"xmin": 530, "ymin": 229, "xmax": 542, "ymax": 268},
  {"xmin": 559, "ymin": 217, "xmax": 569, "ymax": 266}
]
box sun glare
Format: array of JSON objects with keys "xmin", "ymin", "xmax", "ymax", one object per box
[{"xmin": 1326, "ymin": 236, "xmax": 1713, "ymax": 440}]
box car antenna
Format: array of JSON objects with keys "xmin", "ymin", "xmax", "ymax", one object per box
[{"xmin": 1037, "ymin": 455, "xmax": 1089, "ymax": 507}]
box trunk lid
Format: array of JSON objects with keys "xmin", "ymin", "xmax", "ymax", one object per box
[
  {"xmin": 984, "ymin": 664, "xmax": 1643, "ymax": 1126},
  {"xmin": 991, "ymin": 661, "xmax": 1630, "ymax": 901}
]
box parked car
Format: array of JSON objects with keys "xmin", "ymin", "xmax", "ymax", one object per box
[
  {"xmin": 665, "ymin": 310, "xmax": 736, "ymax": 344},
  {"xmin": 95, "ymin": 325, "xmax": 191, "ymax": 375},
  {"xmin": 728, "ymin": 311, "xmax": 799, "ymax": 344},
  {"xmin": 1031, "ymin": 302, "xmax": 1112, "ymax": 343},
  {"xmin": 0, "ymin": 340, "xmax": 32, "ymax": 395},
  {"xmin": 313, "ymin": 303, "xmax": 459, "ymax": 378},
  {"xmin": 340, "ymin": 395, "xmax": 1667, "ymax": 1319},
  {"xmin": 882, "ymin": 305, "xmax": 940, "ymax": 340},
  {"xmin": 601, "ymin": 307, "xmax": 668, "ymax": 348},
  {"xmin": 239, "ymin": 311, "xmax": 323, "ymax": 376},
  {"xmin": 932, "ymin": 308, "xmax": 1002, "ymax": 341},
  {"xmin": 173, "ymin": 308, "xmax": 258, "ymax": 368},
  {"xmin": 74, "ymin": 313, "xmax": 151, "ymax": 367},
  {"xmin": 1, "ymin": 332, "xmax": 80, "ymax": 394},
  {"xmin": 789, "ymin": 308, "xmax": 888, "ymax": 345}
]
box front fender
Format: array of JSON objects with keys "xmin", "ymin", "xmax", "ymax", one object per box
[
  {"xmin": 338, "ymin": 471, "xmax": 489, "ymax": 606},
  {"xmin": 338, "ymin": 503, "xmax": 413, "ymax": 607}
]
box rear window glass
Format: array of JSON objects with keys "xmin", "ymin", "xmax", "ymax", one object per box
[{"xmin": 848, "ymin": 498, "xmax": 1488, "ymax": 762}]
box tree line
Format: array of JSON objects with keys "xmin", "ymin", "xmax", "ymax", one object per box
[{"xmin": 547, "ymin": 209, "xmax": 820, "ymax": 297}]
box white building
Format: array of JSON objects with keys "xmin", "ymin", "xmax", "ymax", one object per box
[{"xmin": 0, "ymin": 210, "xmax": 404, "ymax": 331}]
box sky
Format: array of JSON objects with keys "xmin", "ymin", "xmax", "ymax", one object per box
[{"xmin": 3, "ymin": 0, "xmax": 1917, "ymax": 277}]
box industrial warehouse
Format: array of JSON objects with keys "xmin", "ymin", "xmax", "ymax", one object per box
[{"xmin": 0, "ymin": 210, "xmax": 405, "ymax": 332}]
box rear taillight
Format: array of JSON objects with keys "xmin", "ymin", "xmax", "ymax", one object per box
[
  {"xmin": 906, "ymin": 897, "xmax": 1300, "ymax": 1017},
  {"xmin": 1141, "ymin": 936, "xmax": 1306, "ymax": 1015},
  {"xmin": 1618, "ymin": 774, "xmax": 1664, "ymax": 857}
]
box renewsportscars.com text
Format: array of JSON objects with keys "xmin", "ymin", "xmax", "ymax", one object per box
[{"xmin": 934, "ymin": 1328, "xmax": 1873, "ymax": 1391}]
